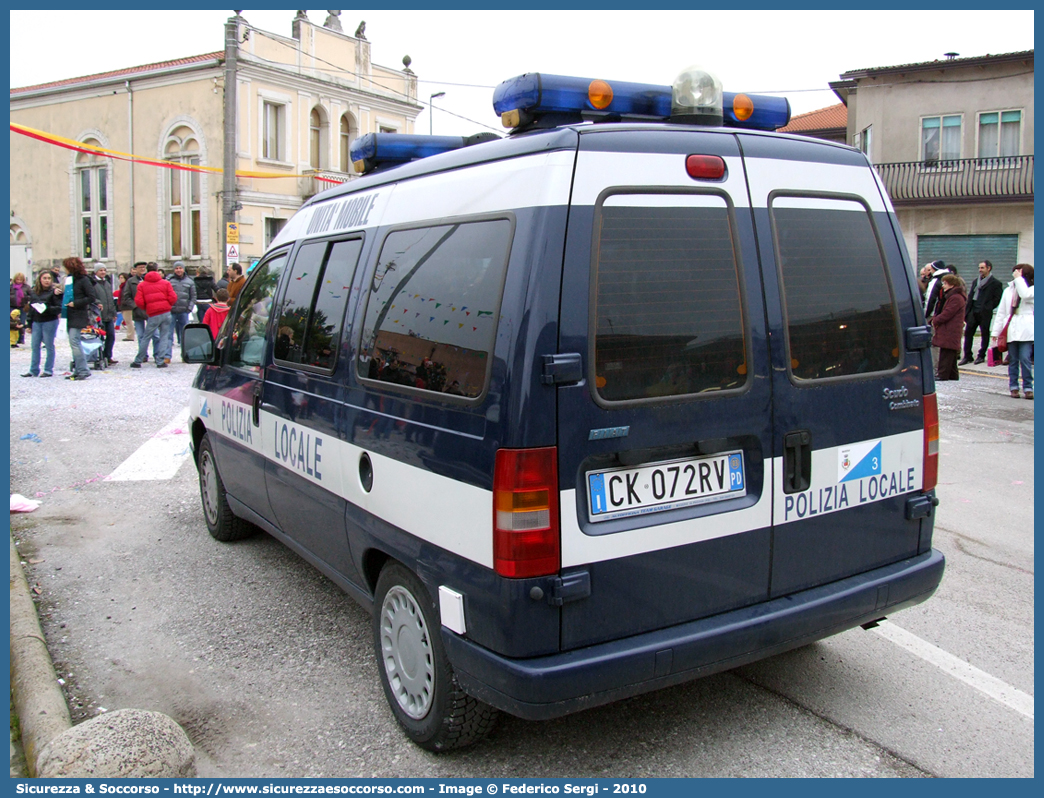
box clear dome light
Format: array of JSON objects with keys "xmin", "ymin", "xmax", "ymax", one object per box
[{"xmin": 671, "ymin": 65, "xmax": 723, "ymax": 126}]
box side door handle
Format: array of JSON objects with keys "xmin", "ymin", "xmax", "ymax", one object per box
[
  {"xmin": 252, "ymin": 382, "xmax": 262, "ymax": 426},
  {"xmin": 783, "ymin": 430, "xmax": 812, "ymax": 494}
]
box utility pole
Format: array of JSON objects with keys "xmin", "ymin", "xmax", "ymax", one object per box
[{"xmin": 221, "ymin": 13, "xmax": 241, "ymax": 277}]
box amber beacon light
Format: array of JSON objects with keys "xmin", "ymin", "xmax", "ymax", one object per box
[{"xmin": 588, "ymin": 79, "xmax": 614, "ymax": 110}]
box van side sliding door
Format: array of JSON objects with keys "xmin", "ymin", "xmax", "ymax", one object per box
[{"xmin": 262, "ymin": 236, "xmax": 365, "ymax": 583}]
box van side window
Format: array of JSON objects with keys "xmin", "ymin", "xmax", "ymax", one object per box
[
  {"xmin": 771, "ymin": 197, "xmax": 900, "ymax": 381},
  {"xmin": 227, "ymin": 252, "xmax": 288, "ymax": 371},
  {"xmin": 358, "ymin": 219, "xmax": 512, "ymax": 398},
  {"xmin": 275, "ymin": 238, "xmax": 363, "ymax": 370},
  {"xmin": 593, "ymin": 194, "xmax": 747, "ymax": 402}
]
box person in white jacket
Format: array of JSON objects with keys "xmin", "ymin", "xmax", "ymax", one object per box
[{"xmin": 990, "ymin": 263, "xmax": 1034, "ymax": 399}]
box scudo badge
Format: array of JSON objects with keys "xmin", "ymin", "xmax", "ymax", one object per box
[
  {"xmin": 883, "ymin": 386, "xmax": 919, "ymax": 411},
  {"xmin": 589, "ymin": 426, "xmax": 630, "ymax": 441}
]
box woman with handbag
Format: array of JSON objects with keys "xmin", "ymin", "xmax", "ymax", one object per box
[
  {"xmin": 930, "ymin": 274, "xmax": 966, "ymax": 381},
  {"xmin": 991, "ymin": 263, "xmax": 1034, "ymax": 399}
]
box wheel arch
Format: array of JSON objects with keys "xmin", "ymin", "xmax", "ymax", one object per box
[
  {"xmin": 361, "ymin": 547, "xmax": 394, "ymax": 598},
  {"xmin": 191, "ymin": 417, "xmax": 208, "ymax": 464}
]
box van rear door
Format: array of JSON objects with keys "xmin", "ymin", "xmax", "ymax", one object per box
[
  {"xmin": 738, "ymin": 134, "xmax": 926, "ymax": 597},
  {"xmin": 555, "ymin": 128, "xmax": 774, "ymax": 650}
]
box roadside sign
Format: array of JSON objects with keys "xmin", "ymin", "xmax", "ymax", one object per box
[
  {"xmin": 226, "ymin": 222, "xmax": 239, "ymax": 244},
  {"xmin": 226, "ymin": 243, "xmax": 239, "ymax": 263}
]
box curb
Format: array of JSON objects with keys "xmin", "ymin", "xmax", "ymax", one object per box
[
  {"xmin": 9, "ymin": 535, "xmax": 196, "ymax": 778},
  {"xmin": 9, "ymin": 534, "xmax": 72, "ymax": 776},
  {"xmin": 954, "ymin": 361, "xmax": 1031, "ymax": 381}
]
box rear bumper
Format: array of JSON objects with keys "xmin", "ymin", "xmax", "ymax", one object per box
[{"xmin": 444, "ymin": 549, "xmax": 944, "ymax": 720}]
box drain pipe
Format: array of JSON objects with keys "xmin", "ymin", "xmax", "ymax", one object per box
[{"xmin": 126, "ymin": 80, "xmax": 135, "ymax": 266}]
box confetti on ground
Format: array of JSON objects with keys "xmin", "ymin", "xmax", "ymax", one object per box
[{"xmin": 33, "ymin": 474, "xmax": 109, "ymax": 498}]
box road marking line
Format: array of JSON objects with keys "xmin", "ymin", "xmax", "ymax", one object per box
[
  {"xmin": 872, "ymin": 620, "xmax": 1033, "ymax": 720},
  {"xmin": 107, "ymin": 407, "xmax": 192, "ymax": 481}
]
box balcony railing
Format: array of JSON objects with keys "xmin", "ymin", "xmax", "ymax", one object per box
[
  {"xmin": 300, "ymin": 169, "xmax": 354, "ymax": 199},
  {"xmin": 874, "ymin": 155, "xmax": 1033, "ymax": 206}
]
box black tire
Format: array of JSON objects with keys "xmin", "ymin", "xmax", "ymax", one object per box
[
  {"xmin": 196, "ymin": 434, "xmax": 257, "ymax": 542},
  {"xmin": 373, "ymin": 563, "xmax": 498, "ymax": 751}
]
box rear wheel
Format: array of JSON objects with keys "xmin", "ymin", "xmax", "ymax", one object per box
[
  {"xmin": 197, "ymin": 434, "xmax": 257, "ymax": 542},
  {"xmin": 373, "ymin": 563, "xmax": 498, "ymax": 751}
]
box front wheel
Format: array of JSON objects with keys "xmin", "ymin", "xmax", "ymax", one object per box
[
  {"xmin": 373, "ymin": 563, "xmax": 498, "ymax": 751},
  {"xmin": 197, "ymin": 434, "xmax": 257, "ymax": 542}
]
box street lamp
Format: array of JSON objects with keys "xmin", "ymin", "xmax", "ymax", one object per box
[{"xmin": 429, "ymin": 91, "xmax": 446, "ymax": 135}]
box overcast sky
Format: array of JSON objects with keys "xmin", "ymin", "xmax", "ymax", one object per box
[{"xmin": 8, "ymin": 9, "xmax": 1035, "ymax": 137}]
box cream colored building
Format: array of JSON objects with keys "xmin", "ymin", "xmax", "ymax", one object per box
[
  {"xmin": 831, "ymin": 50, "xmax": 1033, "ymax": 282},
  {"xmin": 10, "ymin": 11, "xmax": 420, "ymax": 279}
]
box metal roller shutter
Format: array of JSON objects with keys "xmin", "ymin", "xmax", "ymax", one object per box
[{"xmin": 917, "ymin": 234, "xmax": 1019, "ymax": 285}]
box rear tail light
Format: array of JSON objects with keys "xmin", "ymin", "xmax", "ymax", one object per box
[
  {"xmin": 493, "ymin": 447, "xmax": 560, "ymax": 578},
  {"xmin": 922, "ymin": 393, "xmax": 939, "ymax": 491}
]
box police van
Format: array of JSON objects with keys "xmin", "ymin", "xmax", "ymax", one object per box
[{"xmin": 182, "ymin": 67, "xmax": 944, "ymax": 750}]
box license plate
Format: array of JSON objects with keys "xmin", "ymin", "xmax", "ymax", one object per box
[{"xmin": 587, "ymin": 450, "xmax": 746, "ymax": 523}]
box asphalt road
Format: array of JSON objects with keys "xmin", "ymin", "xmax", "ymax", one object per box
[{"xmin": 9, "ymin": 338, "xmax": 1033, "ymax": 777}]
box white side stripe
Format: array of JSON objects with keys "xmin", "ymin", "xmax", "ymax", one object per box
[
  {"xmin": 107, "ymin": 407, "xmax": 192, "ymax": 481},
  {"xmin": 871, "ymin": 620, "xmax": 1034, "ymax": 720},
  {"xmin": 191, "ymin": 388, "xmax": 495, "ymax": 568}
]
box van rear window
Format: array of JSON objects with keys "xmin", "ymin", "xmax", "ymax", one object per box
[
  {"xmin": 593, "ymin": 194, "xmax": 747, "ymax": 403},
  {"xmin": 358, "ymin": 219, "xmax": 512, "ymax": 398},
  {"xmin": 771, "ymin": 198, "xmax": 900, "ymax": 381}
]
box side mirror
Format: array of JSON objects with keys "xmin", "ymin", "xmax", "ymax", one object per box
[{"xmin": 182, "ymin": 323, "xmax": 216, "ymax": 364}]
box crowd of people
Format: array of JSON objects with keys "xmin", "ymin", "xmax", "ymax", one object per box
[
  {"xmin": 11, "ymin": 260, "xmax": 245, "ymax": 382},
  {"xmin": 919, "ymin": 258, "xmax": 1034, "ymax": 398},
  {"xmin": 12, "ymin": 256, "xmax": 1033, "ymax": 397}
]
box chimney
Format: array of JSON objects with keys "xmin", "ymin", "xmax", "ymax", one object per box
[{"xmin": 292, "ymin": 10, "xmax": 308, "ymax": 40}]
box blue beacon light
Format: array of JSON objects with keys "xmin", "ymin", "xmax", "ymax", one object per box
[{"xmin": 349, "ymin": 133, "xmax": 469, "ymax": 173}]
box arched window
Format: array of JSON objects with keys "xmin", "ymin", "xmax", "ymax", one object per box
[
  {"xmin": 339, "ymin": 113, "xmax": 358, "ymax": 173},
  {"xmin": 165, "ymin": 127, "xmax": 202, "ymax": 258},
  {"xmin": 310, "ymin": 108, "xmax": 322, "ymax": 168},
  {"xmin": 9, "ymin": 223, "xmax": 29, "ymax": 245},
  {"xmin": 309, "ymin": 106, "xmax": 329, "ymax": 170},
  {"xmin": 75, "ymin": 140, "xmax": 111, "ymax": 260}
]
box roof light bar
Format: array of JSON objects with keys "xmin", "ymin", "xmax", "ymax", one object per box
[
  {"xmin": 493, "ymin": 73, "xmax": 673, "ymax": 129},
  {"xmin": 349, "ymin": 133, "xmax": 468, "ymax": 174},
  {"xmin": 492, "ymin": 72, "xmax": 791, "ymax": 132},
  {"xmin": 723, "ymin": 92, "xmax": 791, "ymax": 131}
]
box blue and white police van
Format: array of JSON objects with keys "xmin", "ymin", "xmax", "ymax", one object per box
[{"xmin": 182, "ymin": 67, "xmax": 944, "ymax": 750}]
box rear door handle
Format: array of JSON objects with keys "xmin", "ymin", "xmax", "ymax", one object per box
[{"xmin": 783, "ymin": 430, "xmax": 812, "ymax": 494}]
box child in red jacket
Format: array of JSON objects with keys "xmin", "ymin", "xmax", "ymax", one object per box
[{"xmin": 202, "ymin": 288, "xmax": 231, "ymax": 339}]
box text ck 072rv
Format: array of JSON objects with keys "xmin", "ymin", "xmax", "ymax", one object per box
[{"xmin": 183, "ymin": 66, "xmax": 944, "ymax": 750}]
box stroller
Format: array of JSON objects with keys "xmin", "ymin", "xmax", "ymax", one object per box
[{"xmin": 71, "ymin": 303, "xmax": 109, "ymax": 371}]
